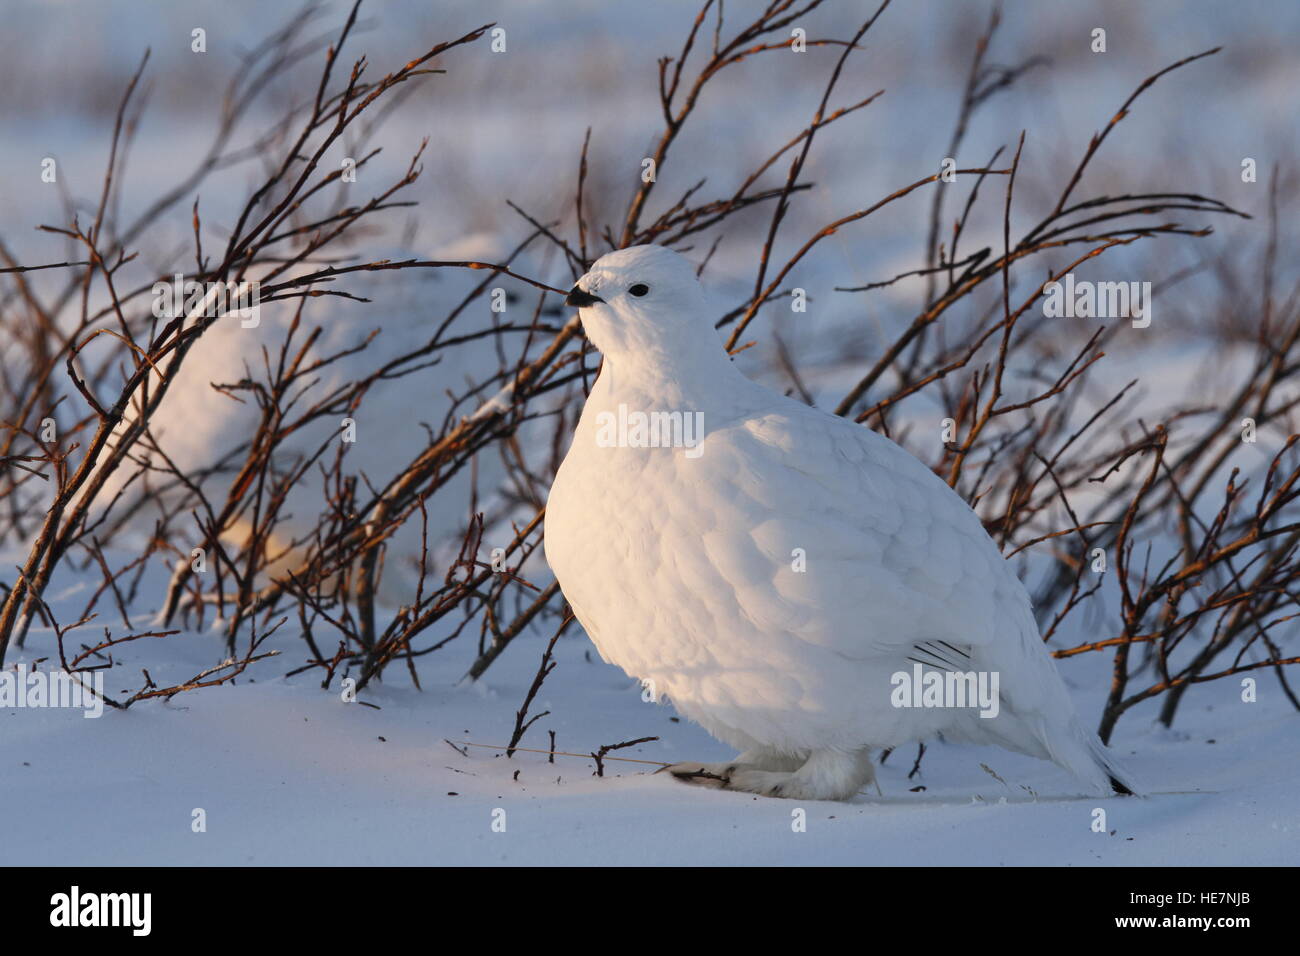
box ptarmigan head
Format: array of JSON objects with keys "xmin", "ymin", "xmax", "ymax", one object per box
[{"xmin": 565, "ymin": 245, "xmax": 715, "ymax": 365}]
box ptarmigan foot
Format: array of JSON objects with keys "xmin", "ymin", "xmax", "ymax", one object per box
[
  {"xmin": 660, "ymin": 748, "xmax": 806, "ymax": 788},
  {"xmin": 724, "ymin": 748, "xmax": 875, "ymax": 801},
  {"xmin": 660, "ymin": 761, "xmax": 743, "ymax": 788}
]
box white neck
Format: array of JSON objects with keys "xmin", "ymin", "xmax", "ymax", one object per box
[{"xmin": 593, "ymin": 339, "xmax": 756, "ymax": 415}]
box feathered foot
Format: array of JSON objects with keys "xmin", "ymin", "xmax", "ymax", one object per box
[
  {"xmin": 662, "ymin": 748, "xmax": 871, "ymax": 801},
  {"xmin": 658, "ymin": 748, "xmax": 804, "ymax": 788}
]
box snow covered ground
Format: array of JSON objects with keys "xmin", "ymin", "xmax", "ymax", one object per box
[{"xmin": 1, "ymin": 550, "xmax": 1294, "ymax": 867}]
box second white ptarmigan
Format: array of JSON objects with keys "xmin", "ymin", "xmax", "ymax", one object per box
[{"xmin": 545, "ymin": 244, "xmax": 1136, "ymax": 801}]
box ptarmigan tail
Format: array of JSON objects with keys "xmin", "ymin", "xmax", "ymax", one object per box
[
  {"xmin": 1043, "ymin": 719, "xmax": 1141, "ymax": 796},
  {"xmin": 1091, "ymin": 736, "xmax": 1140, "ymax": 796},
  {"xmin": 948, "ymin": 705, "xmax": 1141, "ymax": 796}
]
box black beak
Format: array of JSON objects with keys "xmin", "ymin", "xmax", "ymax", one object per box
[{"xmin": 565, "ymin": 285, "xmax": 604, "ymax": 307}]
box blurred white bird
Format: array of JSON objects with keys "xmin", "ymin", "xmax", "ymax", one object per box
[
  {"xmin": 88, "ymin": 241, "xmax": 524, "ymax": 609},
  {"xmin": 545, "ymin": 244, "xmax": 1137, "ymax": 801}
]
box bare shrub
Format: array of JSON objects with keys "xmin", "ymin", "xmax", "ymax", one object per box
[{"xmin": 1, "ymin": 0, "xmax": 1294, "ymax": 744}]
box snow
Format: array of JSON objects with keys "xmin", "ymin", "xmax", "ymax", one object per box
[{"xmin": 1, "ymin": 549, "xmax": 1294, "ymax": 866}]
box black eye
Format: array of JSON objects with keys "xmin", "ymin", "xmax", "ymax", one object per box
[{"xmin": 628, "ymin": 283, "xmax": 649, "ymax": 297}]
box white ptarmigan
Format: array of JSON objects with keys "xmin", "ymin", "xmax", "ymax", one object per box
[{"xmin": 545, "ymin": 244, "xmax": 1136, "ymax": 801}]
